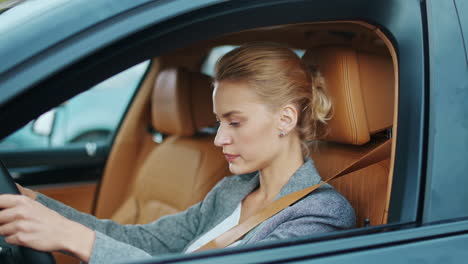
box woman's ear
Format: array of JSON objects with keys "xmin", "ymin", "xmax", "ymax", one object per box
[{"xmin": 278, "ymin": 104, "xmax": 298, "ymax": 135}]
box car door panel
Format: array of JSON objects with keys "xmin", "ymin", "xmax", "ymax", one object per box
[
  {"xmin": 0, "ymin": 142, "xmax": 108, "ymax": 224},
  {"xmin": 424, "ymin": 0, "xmax": 468, "ymax": 222},
  {"xmin": 0, "ymin": 142, "xmax": 109, "ymax": 185},
  {"xmin": 135, "ymin": 220, "xmax": 468, "ymax": 264},
  {"xmin": 295, "ymin": 233, "xmax": 468, "ymax": 263},
  {"xmin": 35, "ymin": 183, "xmax": 97, "ymax": 214}
]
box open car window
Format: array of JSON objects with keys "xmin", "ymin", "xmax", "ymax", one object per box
[{"xmin": 0, "ymin": 61, "xmax": 149, "ymax": 150}]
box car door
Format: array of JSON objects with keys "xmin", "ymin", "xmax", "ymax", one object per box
[{"xmin": 1, "ymin": 0, "xmax": 467, "ymax": 263}]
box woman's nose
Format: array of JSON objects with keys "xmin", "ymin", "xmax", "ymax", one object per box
[{"xmin": 214, "ymin": 126, "xmax": 232, "ymax": 147}]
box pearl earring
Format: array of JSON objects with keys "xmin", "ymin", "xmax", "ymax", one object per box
[{"xmin": 279, "ymin": 131, "xmax": 286, "ymax": 137}]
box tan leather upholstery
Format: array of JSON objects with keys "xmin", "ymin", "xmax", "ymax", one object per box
[
  {"xmin": 111, "ymin": 68, "xmax": 228, "ymax": 224},
  {"xmin": 152, "ymin": 68, "xmax": 217, "ymax": 136},
  {"xmin": 310, "ymin": 143, "xmax": 390, "ymax": 227},
  {"xmin": 303, "ymin": 47, "xmax": 394, "ymax": 145},
  {"xmin": 95, "ymin": 62, "xmax": 160, "ymax": 219},
  {"xmin": 303, "ymin": 46, "xmax": 394, "ymax": 227}
]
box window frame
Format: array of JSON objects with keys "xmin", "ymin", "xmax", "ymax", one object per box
[{"xmin": 423, "ymin": 0, "xmax": 468, "ymax": 223}]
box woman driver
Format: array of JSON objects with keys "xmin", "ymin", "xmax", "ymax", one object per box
[{"xmin": 0, "ymin": 43, "xmax": 355, "ymax": 263}]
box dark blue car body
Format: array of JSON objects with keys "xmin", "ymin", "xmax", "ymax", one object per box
[{"xmin": 0, "ymin": 0, "xmax": 467, "ymax": 263}]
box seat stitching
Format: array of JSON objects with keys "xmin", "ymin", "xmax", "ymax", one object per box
[{"xmin": 341, "ymin": 54, "xmax": 357, "ymax": 143}]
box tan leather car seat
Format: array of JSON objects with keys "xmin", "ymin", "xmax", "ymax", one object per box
[
  {"xmin": 303, "ymin": 46, "xmax": 394, "ymax": 227},
  {"xmin": 111, "ymin": 68, "xmax": 229, "ymax": 224}
]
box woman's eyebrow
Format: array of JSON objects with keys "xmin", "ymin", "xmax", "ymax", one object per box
[
  {"xmin": 222, "ymin": 110, "xmax": 242, "ymax": 118},
  {"xmin": 213, "ymin": 110, "xmax": 243, "ymax": 119}
]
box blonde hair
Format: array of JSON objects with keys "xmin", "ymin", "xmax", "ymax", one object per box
[{"xmin": 214, "ymin": 42, "xmax": 332, "ymax": 156}]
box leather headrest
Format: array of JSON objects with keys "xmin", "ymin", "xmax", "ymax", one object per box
[
  {"xmin": 152, "ymin": 68, "xmax": 216, "ymax": 136},
  {"xmin": 302, "ymin": 46, "xmax": 394, "ymax": 145}
]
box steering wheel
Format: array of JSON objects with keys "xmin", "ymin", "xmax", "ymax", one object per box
[{"xmin": 0, "ymin": 160, "xmax": 56, "ymax": 264}]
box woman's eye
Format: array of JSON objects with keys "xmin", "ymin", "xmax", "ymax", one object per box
[{"xmin": 229, "ymin": 122, "xmax": 240, "ymax": 127}]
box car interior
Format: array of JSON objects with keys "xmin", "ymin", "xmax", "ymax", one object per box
[{"xmin": 33, "ymin": 21, "xmax": 397, "ymax": 263}]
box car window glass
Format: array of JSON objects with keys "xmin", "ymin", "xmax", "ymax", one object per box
[
  {"xmin": 0, "ymin": 60, "xmax": 150, "ymax": 150},
  {"xmin": 202, "ymin": 45, "xmax": 305, "ymax": 76}
]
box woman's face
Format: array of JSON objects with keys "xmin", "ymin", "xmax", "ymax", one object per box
[{"xmin": 213, "ymin": 80, "xmax": 282, "ymax": 174}]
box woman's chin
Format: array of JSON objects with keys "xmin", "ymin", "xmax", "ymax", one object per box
[{"xmin": 228, "ymin": 161, "xmax": 256, "ymax": 175}]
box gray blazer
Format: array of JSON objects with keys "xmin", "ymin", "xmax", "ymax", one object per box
[{"xmin": 38, "ymin": 158, "xmax": 355, "ymax": 263}]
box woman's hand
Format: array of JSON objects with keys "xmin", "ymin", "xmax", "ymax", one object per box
[{"xmin": 0, "ymin": 194, "xmax": 95, "ymax": 262}]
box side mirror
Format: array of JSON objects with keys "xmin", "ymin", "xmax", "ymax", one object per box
[{"xmin": 32, "ymin": 110, "xmax": 56, "ymax": 137}]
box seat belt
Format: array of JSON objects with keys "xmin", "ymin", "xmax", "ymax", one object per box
[{"xmin": 195, "ymin": 138, "xmax": 392, "ymax": 252}]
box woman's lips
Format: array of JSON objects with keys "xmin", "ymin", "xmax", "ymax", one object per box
[{"xmin": 224, "ymin": 153, "xmax": 239, "ymax": 162}]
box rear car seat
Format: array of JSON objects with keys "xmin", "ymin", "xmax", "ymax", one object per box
[
  {"xmin": 303, "ymin": 46, "xmax": 395, "ymax": 227},
  {"xmin": 110, "ymin": 67, "xmax": 229, "ymax": 224}
]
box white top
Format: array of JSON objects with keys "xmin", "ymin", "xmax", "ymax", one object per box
[{"xmin": 185, "ymin": 202, "xmax": 243, "ymax": 253}]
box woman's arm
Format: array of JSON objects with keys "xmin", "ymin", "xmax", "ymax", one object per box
[
  {"xmin": 5, "ymin": 181, "xmax": 223, "ymax": 263},
  {"xmin": 37, "ymin": 192, "xmax": 205, "ymax": 253},
  {"xmin": 3, "ymin": 176, "xmax": 227, "ymax": 263},
  {"xmin": 0, "ymin": 190, "xmax": 200, "ymax": 263},
  {"xmin": 0, "ymin": 194, "xmax": 95, "ymax": 262}
]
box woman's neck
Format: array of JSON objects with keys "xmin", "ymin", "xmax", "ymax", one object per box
[{"xmin": 257, "ymin": 136, "xmax": 304, "ymax": 201}]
